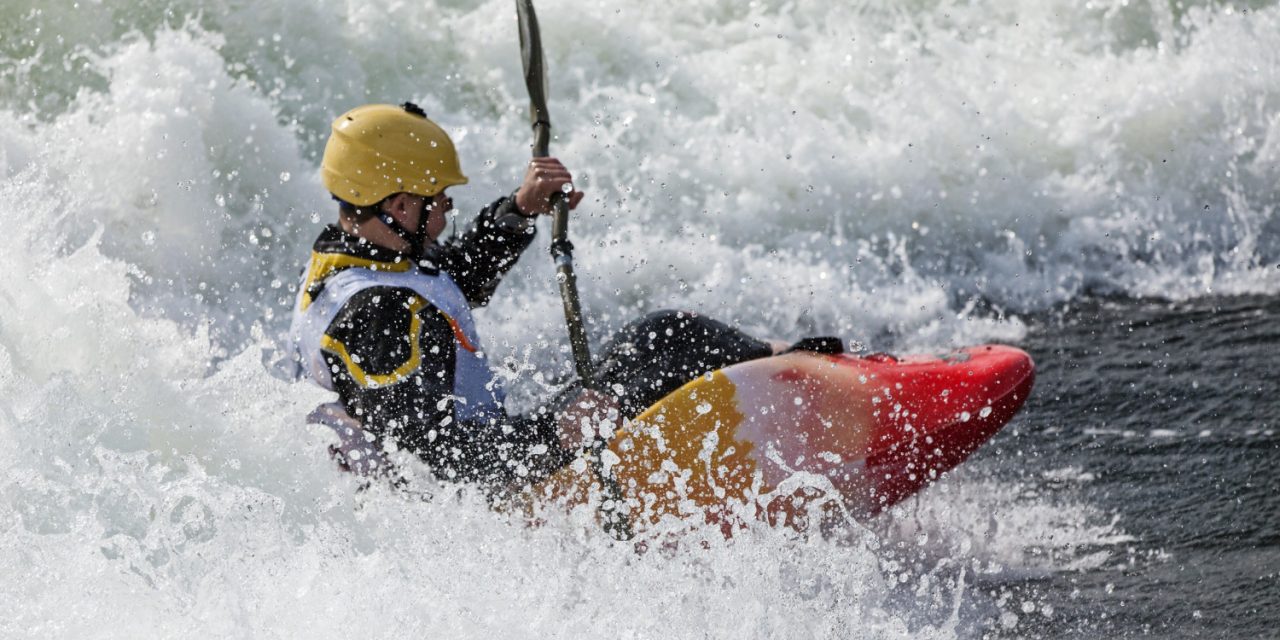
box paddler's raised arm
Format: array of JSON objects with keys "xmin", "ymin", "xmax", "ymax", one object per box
[
  {"xmin": 431, "ymin": 157, "xmax": 584, "ymax": 308},
  {"xmin": 429, "ymin": 195, "xmax": 535, "ymax": 308}
]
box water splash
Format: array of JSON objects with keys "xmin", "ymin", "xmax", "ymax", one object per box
[{"xmin": 1, "ymin": 0, "xmax": 1273, "ymax": 636}]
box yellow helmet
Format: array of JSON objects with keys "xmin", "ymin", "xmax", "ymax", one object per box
[{"xmin": 320, "ymin": 102, "xmax": 469, "ymax": 207}]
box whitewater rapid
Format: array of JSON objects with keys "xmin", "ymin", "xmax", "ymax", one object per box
[{"xmin": 1, "ymin": 0, "xmax": 1276, "ymax": 636}]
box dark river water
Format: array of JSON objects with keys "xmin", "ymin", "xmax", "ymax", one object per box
[{"xmin": 960, "ymin": 294, "xmax": 1280, "ymax": 638}]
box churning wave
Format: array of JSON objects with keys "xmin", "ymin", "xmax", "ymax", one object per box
[{"xmin": 0, "ymin": 0, "xmax": 1274, "ymax": 636}]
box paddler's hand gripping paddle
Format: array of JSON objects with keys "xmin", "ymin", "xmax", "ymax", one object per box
[
  {"xmin": 517, "ymin": 0, "xmax": 632, "ymax": 539},
  {"xmin": 516, "ymin": 0, "xmax": 595, "ymax": 387}
]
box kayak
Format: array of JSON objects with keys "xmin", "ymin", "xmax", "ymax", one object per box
[{"xmin": 531, "ymin": 345, "xmax": 1035, "ymax": 535}]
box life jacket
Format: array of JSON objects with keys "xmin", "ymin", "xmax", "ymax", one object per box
[{"xmin": 290, "ymin": 261, "xmax": 505, "ymax": 424}]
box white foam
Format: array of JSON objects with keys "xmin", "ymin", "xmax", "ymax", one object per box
[{"xmin": 3, "ymin": 0, "xmax": 1273, "ymax": 635}]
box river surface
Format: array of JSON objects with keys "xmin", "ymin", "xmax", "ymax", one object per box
[{"xmin": 960, "ymin": 294, "xmax": 1280, "ymax": 638}]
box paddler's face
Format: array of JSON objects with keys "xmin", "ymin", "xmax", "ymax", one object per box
[{"xmin": 422, "ymin": 190, "xmax": 452, "ymax": 241}]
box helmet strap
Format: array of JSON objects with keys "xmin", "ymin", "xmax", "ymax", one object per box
[{"xmin": 376, "ymin": 197, "xmax": 435, "ymax": 261}]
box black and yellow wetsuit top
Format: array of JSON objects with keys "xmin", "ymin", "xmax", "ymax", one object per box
[{"xmin": 299, "ymin": 196, "xmax": 567, "ymax": 486}]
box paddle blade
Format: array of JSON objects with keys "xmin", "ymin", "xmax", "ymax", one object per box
[{"xmin": 515, "ymin": 0, "xmax": 551, "ymax": 157}]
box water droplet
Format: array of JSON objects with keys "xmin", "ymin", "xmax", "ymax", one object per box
[
  {"xmin": 695, "ymin": 402, "xmax": 712, "ymax": 415},
  {"xmin": 979, "ymin": 406, "xmax": 993, "ymax": 418},
  {"xmin": 561, "ymin": 182, "xmax": 574, "ymax": 194},
  {"xmin": 278, "ymin": 171, "xmax": 291, "ymax": 182},
  {"xmin": 141, "ymin": 231, "xmax": 155, "ymax": 245},
  {"xmin": 1000, "ymin": 612, "xmax": 1019, "ymax": 629}
]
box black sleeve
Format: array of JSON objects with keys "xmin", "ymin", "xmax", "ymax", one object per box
[
  {"xmin": 321, "ymin": 286, "xmax": 568, "ymax": 486},
  {"xmin": 429, "ymin": 195, "xmax": 537, "ymax": 308}
]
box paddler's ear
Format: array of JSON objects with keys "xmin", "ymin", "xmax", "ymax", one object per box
[
  {"xmin": 378, "ymin": 193, "xmax": 415, "ymax": 224},
  {"xmin": 379, "ymin": 192, "xmax": 406, "ymax": 214}
]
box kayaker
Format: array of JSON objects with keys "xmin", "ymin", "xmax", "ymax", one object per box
[{"xmin": 290, "ymin": 102, "xmax": 775, "ymax": 490}]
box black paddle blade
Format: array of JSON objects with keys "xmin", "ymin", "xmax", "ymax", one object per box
[{"xmin": 516, "ymin": 0, "xmax": 551, "ymax": 157}]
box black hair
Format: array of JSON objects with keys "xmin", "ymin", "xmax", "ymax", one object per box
[{"xmin": 334, "ymin": 196, "xmax": 381, "ymax": 223}]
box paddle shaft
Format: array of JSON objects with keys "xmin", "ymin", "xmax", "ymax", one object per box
[
  {"xmin": 516, "ymin": 0, "xmax": 633, "ymax": 540},
  {"xmin": 517, "ymin": 0, "xmax": 595, "ymax": 387}
]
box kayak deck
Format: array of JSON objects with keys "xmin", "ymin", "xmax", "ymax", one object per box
[{"xmin": 532, "ymin": 345, "xmax": 1035, "ymax": 534}]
